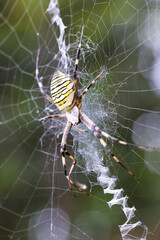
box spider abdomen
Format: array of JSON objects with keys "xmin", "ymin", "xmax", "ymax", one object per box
[{"xmin": 50, "ymin": 71, "xmax": 76, "ymax": 112}]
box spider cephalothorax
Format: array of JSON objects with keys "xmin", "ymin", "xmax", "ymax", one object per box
[{"xmin": 36, "ymin": 26, "xmax": 155, "ymax": 197}]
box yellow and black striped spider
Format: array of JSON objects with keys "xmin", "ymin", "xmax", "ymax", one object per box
[{"xmin": 36, "ymin": 26, "xmax": 155, "ymax": 197}]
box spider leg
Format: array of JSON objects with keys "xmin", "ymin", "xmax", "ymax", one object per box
[
  {"xmin": 65, "ymin": 150, "xmax": 88, "ymax": 195},
  {"xmin": 73, "ymin": 26, "xmax": 84, "ymax": 98},
  {"xmin": 39, "ymin": 113, "xmax": 66, "ymax": 121},
  {"xmin": 61, "ymin": 121, "xmax": 89, "ymax": 197},
  {"xmin": 75, "ymin": 124, "xmax": 86, "ymax": 132},
  {"xmin": 101, "ymin": 131, "xmax": 155, "ymax": 150},
  {"xmin": 80, "ymin": 111, "xmax": 139, "ymax": 181},
  {"xmin": 80, "ymin": 70, "xmax": 104, "ymax": 99},
  {"xmin": 98, "ymin": 137, "xmax": 138, "ymax": 180},
  {"xmin": 36, "ymin": 49, "xmax": 55, "ymax": 104}
]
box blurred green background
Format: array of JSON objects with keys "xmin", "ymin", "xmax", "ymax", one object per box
[{"xmin": 0, "ymin": 0, "xmax": 160, "ymax": 239}]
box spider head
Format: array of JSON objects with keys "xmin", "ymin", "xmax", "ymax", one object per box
[{"xmin": 66, "ymin": 106, "xmax": 80, "ymax": 125}]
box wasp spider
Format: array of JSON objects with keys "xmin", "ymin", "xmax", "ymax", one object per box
[{"xmin": 36, "ymin": 26, "xmax": 155, "ymax": 197}]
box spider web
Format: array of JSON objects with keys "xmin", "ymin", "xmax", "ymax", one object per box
[{"xmin": 0, "ymin": 0, "xmax": 160, "ymax": 239}]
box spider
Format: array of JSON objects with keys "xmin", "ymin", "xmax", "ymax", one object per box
[{"xmin": 36, "ymin": 26, "xmax": 155, "ymax": 197}]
